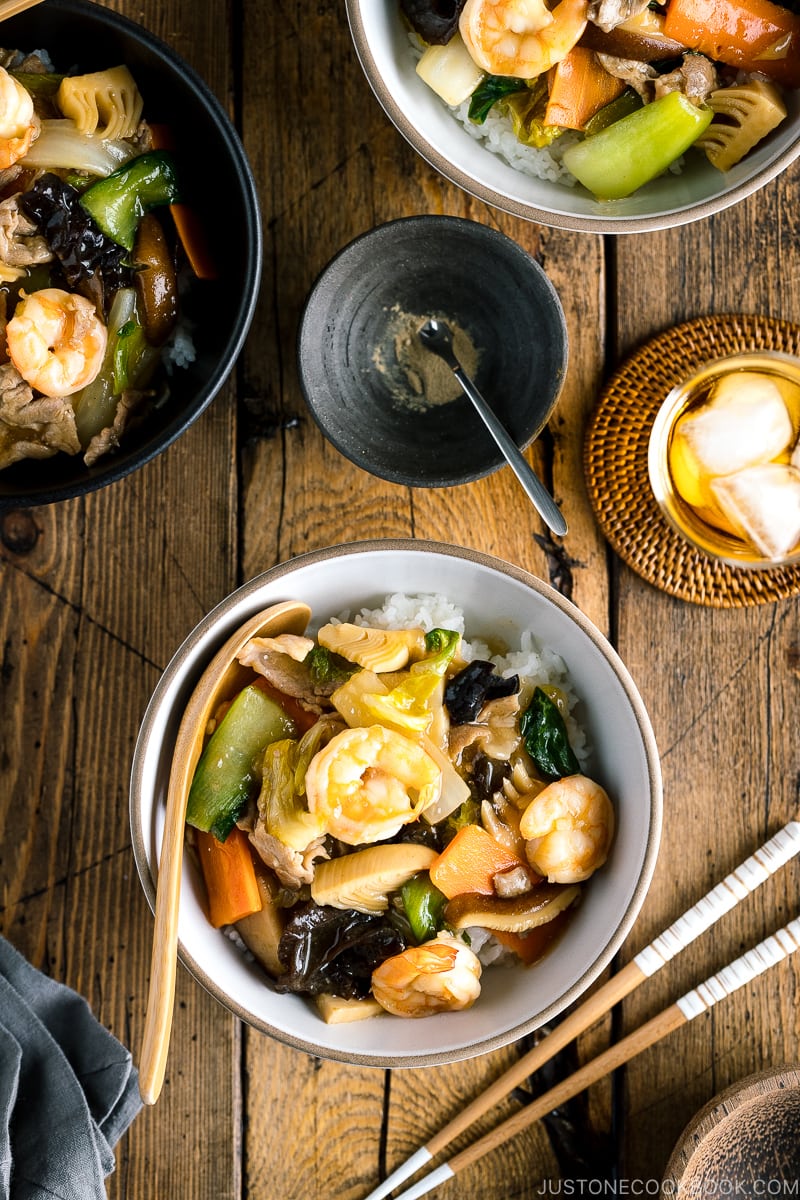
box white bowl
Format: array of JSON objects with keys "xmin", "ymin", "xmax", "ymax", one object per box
[
  {"xmin": 130, "ymin": 540, "xmax": 662, "ymax": 1067},
  {"xmin": 345, "ymin": 0, "xmax": 800, "ymax": 233}
]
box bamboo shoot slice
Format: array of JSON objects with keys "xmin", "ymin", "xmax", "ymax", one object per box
[{"xmin": 311, "ymin": 843, "xmax": 437, "ymax": 914}]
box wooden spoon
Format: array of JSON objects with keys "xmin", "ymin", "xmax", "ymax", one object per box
[{"xmin": 138, "ymin": 599, "xmax": 312, "ymax": 1105}]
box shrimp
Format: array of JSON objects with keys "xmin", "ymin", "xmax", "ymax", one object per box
[
  {"xmin": 304, "ymin": 724, "xmax": 441, "ymax": 845},
  {"xmin": 459, "ymin": 0, "xmax": 589, "ymax": 79},
  {"xmin": 6, "ymin": 289, "xmax": 107, "ymax": 399},
  {"xmin": 519, "ymin": 773, "xmax": 614, "ymax": 884},
  {"xmin": 371, "ymin": 933, "xmax": 482, "ymax": 1017},
  {"xmin": 0, "ymin": 66, "xmax": 39, "ymax": 167}
]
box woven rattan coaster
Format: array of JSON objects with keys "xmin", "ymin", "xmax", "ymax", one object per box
[{"xmin": 584, "ymin": 314, "xmax": 800, "ymax": 608}]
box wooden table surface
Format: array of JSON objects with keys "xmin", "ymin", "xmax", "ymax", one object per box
[{"xmin": 1, "ymin": 1, "xmax": 799, "ymax": 1196}]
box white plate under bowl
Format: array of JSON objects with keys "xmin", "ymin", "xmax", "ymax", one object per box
[
  {"xmin": 130, "ymin": 539, "xmax": 662, "ymax": 1067},
  {"xmin": 345, "ymin": 0, "xmax": 800, "ymax": 233}
]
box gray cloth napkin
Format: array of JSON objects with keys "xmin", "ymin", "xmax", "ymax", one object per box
[{"xmin": 0, "ymin": 936, "xmax": 142, "ymax": 1200}]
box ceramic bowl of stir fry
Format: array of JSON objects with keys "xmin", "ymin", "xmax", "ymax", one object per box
[
  {"xmin": 0, "ymin": 0, "xmax": 261, "ymax": 507},
  {"xmin": 345, "ymin": 0, "xmax": 800, "ymax": 232},
  {"xmin": 131, "ymin": 540, "xmax": 662, "ymax": 1066}
]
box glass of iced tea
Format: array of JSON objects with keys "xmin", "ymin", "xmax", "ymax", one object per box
[{"xmin": 648, "ymin": 351, "xmax": 800, "ymax": 569}]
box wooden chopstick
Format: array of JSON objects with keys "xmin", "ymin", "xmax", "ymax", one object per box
[
  {"xmin": 388, "ymin": 913, "xmax": 800, "ymax": 1200},
  {"xmin": 364, "ymin": 820, "xmax": 800, "ymax": 1200},
  {"xmin": 0, "ymin": 0, "xmax": 45, "ymax": 18}
]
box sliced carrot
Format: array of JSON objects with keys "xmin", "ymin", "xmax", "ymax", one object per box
[
  {"xmin": 493, "ymin": 908, "xmax": 573, "ymax": 966},
  {"xmin": 195, "ymin": 826, "xmax": 262, "ymax": 928},
  {"xmin": 166, "ymin": 203, "xmax": 218, "ymax": 280},
  {"xmin": 663, "ymin": 0, "xmax": 800, "ymax": 88},
  {"xmin": 148, "ymin": 122, "xmax": 218, "ymax": 279},
  {"xmin": 543, "ymin": 48, "xmax": 626, "ymax": 131},
  {"xmin": 148, "ymin": 122, "xmax": 175, "ymax": 151},
  {"xmin": 236, "ymin": 862, "xmax": 285, "ymax": 977},
  {"xmin": 429, "ymin": 824, "xmax": 527, "ymax": 900}
]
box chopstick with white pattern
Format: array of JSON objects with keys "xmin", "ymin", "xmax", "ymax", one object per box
[
  {"xmin": 363, "ymin": 820, "xmax": 800, "ymax": 1200},
  {"xmin": 388, "ymin": 914, "xmax": 800, "ymax": 1200}
]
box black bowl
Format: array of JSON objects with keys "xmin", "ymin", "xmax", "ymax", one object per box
[
  {"xmin": 0, "ymin": 0, "xmax": 262, "ymax": 509},
  {"xmin": 297, "ymin": 215, "xmax": 568, "ymax": 487}
]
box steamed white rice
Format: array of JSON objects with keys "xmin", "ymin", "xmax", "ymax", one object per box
[
  {"xmin": 408, "ymin": 33, "xmax": 580, "ymax": 187},
  {"xmin": 163, "ymin": 324, "xmax": 196, "ymax": 372},
  {"xmin": 451, "ymin": 95, "xmax": 581, "ymax": 185},
  {"xmin": 347, "ymin": 591, "xmax": 590, "ymax": 767}
]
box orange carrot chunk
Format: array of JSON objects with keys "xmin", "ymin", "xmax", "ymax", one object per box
[
  {"xmin": 429, "ymin": 824, "xmax": 527, "ymax": 900},
  {"xmin": 148, "ymin": 122, "xmax": 218, "ymax": 279},
  {"xmin": 663, "ymin": 0, "xmax": 800, "ymax": 88},
  {"xmin": 166, "ymin": 202, "xmax": 217, "ymax": 280},
  {"xmin": 195, "ymin": 826, "xmax": 263, "ymax": 927},
  {"xmin": 544, "ymin": 47, "xmax": 626, "ymax": 130},
  {"xmin": 493, "ymin": 908, "xmax": 573, "ymax": 965}
]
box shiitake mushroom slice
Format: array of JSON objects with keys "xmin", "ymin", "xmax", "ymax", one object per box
[{"xmin": 445, "ymin": 882, "xmax": 580, "ymax": 932}]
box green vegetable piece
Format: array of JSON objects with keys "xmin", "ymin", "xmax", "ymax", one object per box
[
  {"xmin": 422, "ymin": 628, "xmax": 460, "ymax": 673},
  {"xmin": 444, "ymin": 798, "xmax": 481, "ymax": 843},
  {"xmin": 364, "ymin": 628, "xmax": 461, "ymax": 732},
  {"xmin": 520, "ymin": 686, "xmax": 580, "ymax": 781},
  {"xmin": 73, "ymin": 285, "xmax": 136, "ymax": 447},
  {"xmin": 79, "ymin": 150, "xmax": 181, "ymax": 250},
  {"xmin": 63, "ymin": 172, "xmax": 91, "ymax": 193},
  {"xmin": 186, "ymin": 684, "xmax": 297, "ymax": 841},
  {"xmin": 402, "ymin": 873, "xmax": 447, "ymax": 944},
  {"xmin": 112, "ymin": 317, "xmax": 147, "ymax": 394},
  {"xmin": 258, "ymin": 719, "xmax": 333, "ymax": 851},
  {"xmin": 259, "ymin": 736, "xmax": 326, "ymax": 850},
  {"xmin": 503, "ymin": 80, "xmax": 562, "ymax": 149},
  {"xmin": 11, "ymin": 70, "xmax": 63, "ymax": 98},
  {"xmin": 583, "ymin": 87, "xmax": 642, "ymax": 136},
  {"xmin": 73, "ymin": 286, "xmax": 159, "ymax": 447},
  {"xmin": 468, "ymin": 75, "xmax": 528, "ymax": 124},
  {"xmin": 561, "ymin": 90, "xmax": 713, "ymax": 200},
  {"xmin": 305, "ymin": 644, "xmax": 359, "ymax": 686}
]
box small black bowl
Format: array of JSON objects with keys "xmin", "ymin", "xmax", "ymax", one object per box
[
  {"xmin": 297, "ymin": 215, "xmax": 567, "ymax": 488},
  {"xmin": 0, "ymin": 0, "xmax": 262, "ymax": 509}
]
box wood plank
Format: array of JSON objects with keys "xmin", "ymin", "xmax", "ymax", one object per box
[
  {"xmin": 104, "ymin": 0, "xmax": 242, "ymax": 1188},
  {"xmin": 238, "ymin": 7, "xmax": 411, "ymax": 1198},
  {"xmin": 3, "ymin": 0, "xmax": 796, "ymax": 1194},
  {"xmin": 0, "ymin": 1, "xmax": 242, "ymax": 1196},
  {"xmin": 112, "ymin": 0, "xmax": 242, "ymax": 1185},
  {"xmin": 613, "ymin": 190, "xmax": 800, "ymax": 1179},
  {"xmin": 243, "ymin": 1045, "xmax": 387, "ymax": 1199},
  {"xmin": 238, "ymin": 0, "xmax": 613, "ymax": 1190}
]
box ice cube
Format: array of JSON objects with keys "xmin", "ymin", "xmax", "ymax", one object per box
[
  {"xmin": 676, "ymin": 372, "xmax": 793, "ymax": 479},
  {"xmin": 710, "ymin": 463, "xmax": 800, "ymax": 560}
]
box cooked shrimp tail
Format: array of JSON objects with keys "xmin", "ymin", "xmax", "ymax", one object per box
[
  {"xmin": 519, "ymin": 773, "xmax": 614, "ymax": 883},
  {"xmin": 0, "ymin": 66, "xmax": 39, "ymax": 168},
  {"xmin": 6, "ymin": 289, "xmax": 107, "ymax": 398},
  {"xmin": 371, "ymin": 933, "xmax": 482, "ymax": 1017},
  {"xmin": 460, "ymin": 0, "xmax": 589, "ymax": 79},
  {"xmin": 304, "ymin": 724, "xmax": 442, "ymax": 845}
]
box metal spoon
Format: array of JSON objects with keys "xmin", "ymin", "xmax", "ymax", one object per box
[
  {"xmin": 418, "ymin": 318, "xmax": 567, "ymax": 537},
  {"xmin": 138, "ymin": 599, "xmax": 312, "ymax": 1105}
]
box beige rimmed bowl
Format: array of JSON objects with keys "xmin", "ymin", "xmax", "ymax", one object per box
[
  {"xmin": 130, "ymin": 539, "xmax": 662, "ymax": 1067},
  {"xmin": 344, "ymin": 1, "xmax": 800, "ymax": 234}
]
